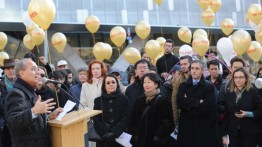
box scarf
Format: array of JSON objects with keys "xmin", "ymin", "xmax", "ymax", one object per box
[
  {"xmin": 92, "ymin": 77, "xmax": 101, "ymax": 85},
  {"xmin": 3, "ymin": 74, "xmax": 15, "ymax": 92},
  {"xmin": 234, "ymin": 87, "xmax": 245, "ymax": 104},
  {"xmin": 144, "ymin": 88, "xmax": 160, "ymax": 103}
]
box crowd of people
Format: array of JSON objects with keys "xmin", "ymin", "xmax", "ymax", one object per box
[{"xmin": 0, "ymin": 39, "xmax": 262, "ymax": 147}]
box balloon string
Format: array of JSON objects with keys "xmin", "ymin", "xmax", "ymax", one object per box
[
  {"xmin": 161, "ymin": 27, "xmax": 163, "ymax": 37},
  {"xmin": 36, "ymin": 45, "xmax": 40, "ymax": 65},
  {"xmin": 92, "ymin": 33, "xmax": 96, "ymax": 45},
  {"xmin": 48, "ymin": 46, "xmax": 52, "ymax": 65}
]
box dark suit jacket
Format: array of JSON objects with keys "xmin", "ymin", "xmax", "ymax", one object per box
[
  {"xmin": 5, "ymin": 78, "xmax": 50, "ymax": 147},
  {"xmin": 218, "ymin": 86, "xmax": 262, "ymax": 137}
]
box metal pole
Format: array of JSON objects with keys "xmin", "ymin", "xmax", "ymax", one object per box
[{"xmin": 44, "ymin": 30, "xmax": 49, "ymax": 62}]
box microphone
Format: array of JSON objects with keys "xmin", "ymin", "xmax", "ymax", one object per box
[
  {"xmin": 41, "ymin": 77, "xmax": 62, "ymax": 84},
  {"xmin": 255, "ymin": 78, "xmax": 262, "ymax": 89},
  {"xmin": 55, "ymin": 85, "xmax": 85, "ymax": 110}
]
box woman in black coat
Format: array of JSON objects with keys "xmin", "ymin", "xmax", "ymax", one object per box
[
  {"xmin": 93, "ymin": 75, "xmax": 130, "ymax": 147},
  {"xmin": 219, "ymin": 67, "xmax": 262, "ymax": 147},
  {"xmin": 130, "ymin": 73, "xmax": 174, "ymax": 147}
]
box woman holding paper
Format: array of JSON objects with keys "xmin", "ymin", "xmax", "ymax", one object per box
[
  {"xmin": 219, "ymin": 67, "xmax": 262, "ymax": 147},
  {"xmin": 93, "ymin": 75, "xmax": 130, "ymax": 147}
]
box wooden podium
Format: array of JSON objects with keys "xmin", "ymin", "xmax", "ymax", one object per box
[{"xmin": 48, "ymin": 109, "xmax": 101, "ymax": 147}]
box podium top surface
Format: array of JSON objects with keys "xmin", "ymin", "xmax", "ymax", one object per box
[{"xmin": 48, "ymin": 109, "xmax": 101, "ymax": 127}]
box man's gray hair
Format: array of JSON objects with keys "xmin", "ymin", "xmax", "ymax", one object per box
[
  {"xmin": 191, "ymin": 60, "xmax": 205, "ymax": 70},
  {"xmin": 14, "ymin": 58, "xmax": 32, "ymax": 78}
]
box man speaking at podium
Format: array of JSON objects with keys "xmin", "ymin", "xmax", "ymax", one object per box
[{"xmin": 5, "ymin": 58, "xmax": 63, "ymax": 147}]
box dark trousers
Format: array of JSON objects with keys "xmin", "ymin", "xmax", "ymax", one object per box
[
  {"xmin": 0, "ymin": 126, "xmax": 11, "ymax": 147},
  {"xmin": 229, "ymin": 134, "xmax": 258, "ymax": 147}
]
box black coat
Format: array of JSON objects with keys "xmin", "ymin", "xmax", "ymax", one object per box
[
  {"xmin": 156, "ymin": 53, "xmax": 179, "ymax": 80},
  {"xmin": 130, "ymin": 94, "xmax": 174, "ymax": 147},
  {"xmin": 36, "ymin": 86, "xmax": 58, "ymax": 111},
  {"xmin": 5, "ymin": 78, "xmax": 50, "ymax": 147},
  {"xmin": 93, "ymin": 91, "xmax": 130, "ymax": 147},
  {"xmin": 218, "ymin": 86, "xmax": 262, "ymax": 137},
  {"xmin": 177, "ymin": 76, "xmax": 218, "ymax": 147}
]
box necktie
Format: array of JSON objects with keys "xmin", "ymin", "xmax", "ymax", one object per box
[{"xmin": 193, "ymin": 81, "xmax": 199, "ymax": 85}]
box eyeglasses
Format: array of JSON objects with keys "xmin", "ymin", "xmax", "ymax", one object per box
[
  {"xmin": 40, "ymin": 74, "xmax": 46, "ymax": 78},
  {"xmin": 136, "ymin": 66, "xmax": 148, "ymax": 70},
  {"xmin": 233, "ymin": 76, "xmax": 245, "ymax": 80},
  {"xmin": 106, "ymin": 80, "xmax": 116, "ymax": 85}
]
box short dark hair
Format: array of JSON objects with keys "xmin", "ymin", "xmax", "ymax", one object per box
[
  {"xmin": 165, "ymin": 39, "xmax": 174, "ymax": 47},
  {"xmin": 142, "ymin": 73, "xmax": 161, "ymax": 88},
  {"xmin": 205, "ymin": 50, "xmax": 217, "ymax": 58},
  {"xmin": 180, "ymin": 55, "xmax": 193, "ymax": 64},
  {"xmin": 49, "ymin": 71, "xmax": 63, "ymax": 80},
  {"xmin": 134, "ymin": 59, "xmax": 151, "ymax": 70},
  {"xmin": 24, "ymin": 52, "xmax": 37, "ymax": 63},
  {"xmin": 190, "ymin": 60, "xmax": 205, "ymax": 70},
  {"xmin": 230, "ymin": 56, "xmax": 245, "ymax": 67},
  {"xmin": 207, "ymin": 60, "xmax": 220, "ymax": 69},
  {"xmin": 101, "ymin": 75, "xmax": 120, "ymax": 94},
  {"xmin": 65, "ymin": 69, "xmax": 72, "ymax": 75},
  {"xmin": 257, "ymin": 67, "xmax": 262, "ymax": 78}
]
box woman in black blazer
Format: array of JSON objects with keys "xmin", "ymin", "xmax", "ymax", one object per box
[{"xmin": 219, "ymin": 67, "xmax": 262, "ymax": 147}]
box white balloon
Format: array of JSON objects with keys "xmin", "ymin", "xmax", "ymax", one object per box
[
  {"xmin": 255, "ymin": 78, "xmax": 262, "ymax": 89},
  {"xmin": 217, "ymin": 37, "xmax": 233, "ymax": 61},
  {"xmin": 179, "ymin": 45, "xmax": 193, "ymax": 57},
  {"xmin": 249, "ymin": 19, "xmax": 260, "ymax": 33},
  {"xmin": 22, "ymin": 11, "xmax": 34, "ymax": 27}
]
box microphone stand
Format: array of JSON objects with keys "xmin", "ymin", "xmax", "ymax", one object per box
[{"xmin": 54, "ymin": 83, "xmax": 85, "ymax": 110}]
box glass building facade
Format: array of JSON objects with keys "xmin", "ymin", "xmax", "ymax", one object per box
[{"xmin": 0, "ymin": 0, "xmax": 260, "ymax": 27}]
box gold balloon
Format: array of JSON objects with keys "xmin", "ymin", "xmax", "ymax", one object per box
[
  {"xmin": 156, "ymin": 37, "xmax": 166, "ymax": 54},
  {"xmin": 135, "ymin": 20, "xmax": 151, "ymax": 40},
  {"xmin": 178, "ymin": 27, "xmax": 192, "ymax": 44},
  {"xmin": 23, "ymin": 34, "xmax": 35, "ymax": 50},
  {"xmin": 246, "ymin": 41, "xmax": 262, "ymax": 62},
  {"xmin": 85, "ymin": 15, "xmax": 100, "ymax": 34},
  {"xmin": 124, "ymin": 47, "xmax": 141, "ymax": 64},
  {"xmin": 51, "ymin": 32, "xmax": 67, "ymax": 53},
  {"xmin": 0, "ymin": 32, "xmax": 7, "ymax": 50},
  {"xmin": 193, "ymin": 29, "xmax": 208, "ymax": 39},
  {"xmin": 28, "ymin": 0, "xmax": 56, "ymax": 30},
  {"xmin": 153, "ymin": 53, "xmax": 164, "ymax": 65},
  {"xmin": 110, "ymin": 26, "xmax": 126, "ymax": 47},
  {"xmin": 145, "ymin": 40, "xmax": 161, "ymax": 59},
  {"xmin": 0, "ymin": 51, "xmax": 9, "ymax": 66},
  {"xmin": 210, "ymin": 0, "xmax": 222, "ymax": 13},
  {"xmin": 26, "ymin": 23, "xmax": 39, "ymax": 36},
  {"xmin": 255, "ymin": 29, "xmax": 262, "ymax": 44},
  {"xmin": 201, "ymin": 8, "xmax": 215, "ymax": 27},
  {"xmin": 231, "ymin": 30, "xmax": 251, "ymax": 56},
  {"xmin": 197, "ymin": 0, "xmax": 211, "ymax": 10},
  {"xmin": 93, "ymin": 42, "xmax": 107, "ymax": 61},
  {"xmin": 192, "ymin": 36, "xmax": 210, "ymax": 56},
  {"xmin": 31, "ymin": 27, "xmax": 45, "ymax": 45},
  {"xmin": 221, "ymin": 18, "xmax": 234, "ymax": 36},
  {"xmin": 153, "ymin": 0, "xmax": 163, "ymax": 6},
  {"xmin": 104, "ymin": 43, "xmax": 113, "ymax": 59},
  {"xmin": 247, "ymin": 4, "xmax": 262, "ymax": 25}
]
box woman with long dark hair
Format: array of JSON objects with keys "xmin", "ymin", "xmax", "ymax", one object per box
[{"xmin": 93, "ymin": 75, "xmax": 130, "ymax": 147}]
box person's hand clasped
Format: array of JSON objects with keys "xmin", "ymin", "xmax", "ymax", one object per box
[
  {"xmin": 235, "ymin": 110, "xmax": 247, "ymax": 118},
  {"xmin": 32, "ymin": 96, "xmax": 56, "ymax": 114}
]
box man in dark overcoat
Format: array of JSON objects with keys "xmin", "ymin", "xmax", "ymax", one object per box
[
  {"xmin": 5, "ymin": 58, "xmax": 63, "ymax": 147},
  {"xmin": 176, "ymin": 60, "xmax": 218, "ymax": 147}
]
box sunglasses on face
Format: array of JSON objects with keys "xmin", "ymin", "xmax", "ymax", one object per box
[
  {"xmin": 40, "ymin": 74, "xmax": 46, "ymax": 78},
  {"xmin": 106, "ymin": 80, "xmax": 116, "ymax": 85}
]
